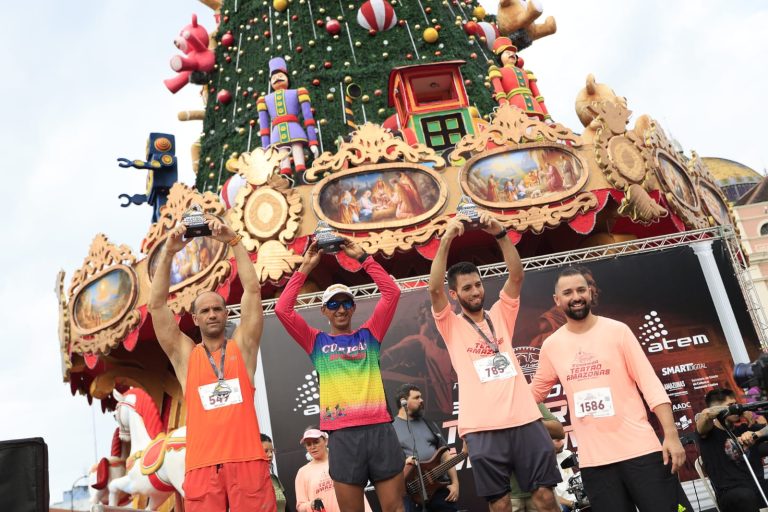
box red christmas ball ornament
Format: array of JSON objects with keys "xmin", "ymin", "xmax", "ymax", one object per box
[
  {"xmin": 252, "ymin": 92, "xmax": 259, "ymax": 99},
  {"xmin": 221, "ymin": 31, "xmax": 235, "ymax": 47},
  {"xmin": 225, "ymin": 55, "xmax": 232, "ymax": 63},
  {"xmin": 323, "ymin": 60, "xmax": 332, "ymax": 69},
  {"xmin": 296, "ymin": 45, "xmax": 303, "ymax": 53},
  {"xmin": 312, "ymin": 78, "xmax": 321, "ymax": 86},
  {"xmin": 357, "ymin": 0, "xmax": 398, "ymax": 32},
  {"xmin": 223, "ymin": 15, "xmax": 229, "ymax": 23},
  {"xmin": 425, "ymin": 7, "xmax": 432, "ymax": 14},
  {"xmin": 368, "ymin": 28, "xmax": 377, "ymax": 36},
  {"xmin": 292, "ymin": 14, "xmax": 299, "ymax": 21},
  {"xmin": 249, "ymin": 119, "xmax": 256, "ymax": 127},
  {"xmin": 434, "ymin": 50, "xmax": 442, "ymax": 56},
  {"xmin": 214, "ymin": 105, "xmax": 220, "ymax": 111},
  {"xmin": 464, "ymin": 21, "xmax": 478, "ymax": 35},
  {"xmin": 434, "ymin": 24, "xmax": 442, "ymax": 31},
  {"xmin": 316, "ymin": 19, "xmax": 325, "ymax": 27},
  {"xmin": 374, "ymin": 89, "xmax": 382, "ymax": 97},
  {"xmin": 406, "ymin": 53, "xmax": 413, "ymax": 60},
  {"xmin": 326, "ymin": 18, "xmax": 341, "ymax": 35},
  {"xmin": 264, "ymin": 30, "xmax": 271, "ymax": 38},
  {"xmin": 217, "ymin": 89, "xmax": 233, "ymax": 105},
  {"xmin": 470, "ymin": 52, "xmax": 478, "ymax": 59},
  {"xmin": 210, "ymin": 162, "xmax": 216, "ymax": 169},
  {"xmin": 242, "ymin": 91, "xmax": 249, "ymax": 97},
  {"xmin": 398, "ymin": 19, "xmax": 406, "ymax": 27}
]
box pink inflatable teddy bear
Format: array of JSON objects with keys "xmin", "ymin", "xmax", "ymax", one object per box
[{"xmin": 163, "ymin": 14, "xmax": 215, "ymax": 94}]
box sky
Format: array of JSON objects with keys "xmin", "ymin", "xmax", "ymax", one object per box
[{"xmin": 0, "ymin": 0, "xmax": 766, "ymax": 504}]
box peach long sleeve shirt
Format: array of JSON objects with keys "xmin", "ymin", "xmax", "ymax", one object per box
[{"xmin": 530, "ymin": 316, "xmax": 670, "ymax": 467}]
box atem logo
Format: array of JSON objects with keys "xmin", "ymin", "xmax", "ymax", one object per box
[
  {"xmin": 662, "ymin": 363, "xmax": 707, "ymax": 376},
  {"xmin": 636, "ymin": 311, "xmax": 710, "ymax": 353},
  {"xmin": 672, "ymin": 402, "xmax": 692, "ymax": 412},
  {"xmin": 647, "ymin": 335, "xmax": 710, "ymax": 353}
]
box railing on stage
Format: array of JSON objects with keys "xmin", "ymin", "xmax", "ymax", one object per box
[{"xmin": 226, "ymin": 226, "xmax": 768, "ymax": 350}]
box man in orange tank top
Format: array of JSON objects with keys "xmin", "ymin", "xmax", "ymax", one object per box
[{"xmin": 148, "ymin": 215, "xmax": 275, "ymax": 511}]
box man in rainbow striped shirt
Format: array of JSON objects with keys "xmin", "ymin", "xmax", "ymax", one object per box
[{"xmin": 276, "ymin": 239, "xmax": 405, "ymax": 512}]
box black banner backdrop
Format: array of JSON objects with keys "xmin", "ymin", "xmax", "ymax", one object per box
[{"xmin": 259, "ymin": 239, "xmax": 760, "ymax": 511}]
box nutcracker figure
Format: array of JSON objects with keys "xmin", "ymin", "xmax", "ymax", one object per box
[
  {"xmin": 488, "ymin": 37, "xmax": 551, "ymax": 122},
  {"xmin": 257, "ymin": 57, "xmax": 319, "ymax": 176}
]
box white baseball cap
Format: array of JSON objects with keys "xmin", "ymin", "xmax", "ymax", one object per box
[
  {"xmin": 299, "ymin": 428, "xmax": 329, "ymax": 445},
  {"xmin": 322, "ymin": 284, "xmax": 354, "ymax": 305}
]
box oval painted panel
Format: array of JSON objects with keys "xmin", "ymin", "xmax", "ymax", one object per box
[
  {"xmin": 148, "ymin": 236, "xmax": 225, "ymax": 290},
  {"xmin": 657, "ymin": 154, "xmax": 697, "ymax": 208},
  {"xmin": 462, "ymin": 146, "xmax": 586, "ymax": 208},
  {"xmin": 73, "ymin": 268, "xmax": 134, "ymax": 331},
  {"xmin": 314, "ymin": 166, "xmax": 446, "ymax": 230},
  {"xmin": 700, "ymin": 184, "xmax": 730, "ymax": 226}
]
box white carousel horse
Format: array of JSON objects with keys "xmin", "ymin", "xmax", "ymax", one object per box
[
  {"xmin": 88, "ymin": 428, "xmax": 129, "ymax": 506},
  {"xmin": 109, "ymin": 388, "xmax": 186, "ymax": 509},
  {"xmin": 89, "ymin": 455, "xmax": 128, "ymax": 506}
]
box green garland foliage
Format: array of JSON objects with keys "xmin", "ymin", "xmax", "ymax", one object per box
[{"xmin": 197, "ymin": 0, "xmax": 497, "ymax": 193}]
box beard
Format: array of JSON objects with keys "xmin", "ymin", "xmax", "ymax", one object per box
[
  {"xmin": 458, "ymin": 295, "xmax": 484, "ymax": 313},
  {"xmin": 564, "ymin": 300, "xmax": 590, "ymax": 320}
]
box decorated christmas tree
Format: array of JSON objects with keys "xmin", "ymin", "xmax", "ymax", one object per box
[{"xmin": 197, "ymin": 0, "xmax": 505, "ymax": 192}]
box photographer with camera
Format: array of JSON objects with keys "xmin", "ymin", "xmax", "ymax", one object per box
[{"xmin": 696, "ymin": 388, "xmax": 768, "ymax": 512}]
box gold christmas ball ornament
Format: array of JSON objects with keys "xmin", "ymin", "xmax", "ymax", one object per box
[
  {"xmin": 273, "ymin": 0, "xmax": 288, "ymax": 12},
  {"xmin": 473, "ymin": 6, "xmax": 486, "ymax": 20},
  {"xmin": 423, "ymin": 27, "xmax": 439, "ymax": 43},
  {"xmin": 326, "ymin": 93, "xmax": 335, "ymax": 101},
  {"xmin": 344, "ymin": 76, "xmax": 352, "ymax": 84},
  {"xmin": 361, "ymin": 94, "xmax": 370, "ymax": 102}
]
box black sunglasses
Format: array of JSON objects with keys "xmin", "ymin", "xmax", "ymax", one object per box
[{"xmin": 325, "ymin": 298, "xmax": 355, "ymax": 311}]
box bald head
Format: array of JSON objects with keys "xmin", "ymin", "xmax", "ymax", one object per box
[{"xmin": 191, "ymin": 291, "xmax": 226, "ymax": 313}]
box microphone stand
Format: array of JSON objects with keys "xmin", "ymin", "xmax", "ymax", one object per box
[
  {"xmin": 719, "ymin": 413, "xmax": 768, "ymax": 509},
  {"xmin": 403, "ymin": 400, "xmax": 429, "ymax": 507}
]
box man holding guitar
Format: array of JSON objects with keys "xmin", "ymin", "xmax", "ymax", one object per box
[{"xmin": 393, "ymin": 384, "xmax": 462, "ymax": 511}]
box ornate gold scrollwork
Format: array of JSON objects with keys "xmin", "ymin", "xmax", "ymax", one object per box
[
  {"xmin": 229, "ymin": 173, "xmax": 302, "ymax": 253},
  {"xmin": 56, "ymin": 270, "xmax": 72, "ymax": 380},
  {"xmin": 449, "ymin": 103, "xmax": 582, "ymax": 163},
  {"xmin": 644, "ymin": 124, "xmax": 708, "ymax": 229},
  {"xmin": 589, "ymin": 100, "xmax": 669, "ymax": 224},
  {"xmin": 67, "ymin": 234, "xmax": 141, "ymax": 355},
  {"xmin": 305, "ymin": 123, "xmax": 446, "ymax": 182},
  {"xmin": 142, "ymin": 182, "xmax": 232, "ymax": 315},
  {"xmin": 689, "ymin": 151, "xmax": 733, "ymax": 227},
  {"xmin": 226, "ymin": 146, "xmax": 290, "ymax": 187},
  {"xmin": 142, "ymin": 182, "xmax": 226, "ymax": 254},
  {"xmin": 505, "ymin": 192, "xmax": 600, "ymax": 233}
]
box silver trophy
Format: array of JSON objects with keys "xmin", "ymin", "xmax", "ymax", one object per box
[
  {"xmin": 457, "ymin": 195, "xmax": 481, "ymax": 228},
  {"xmin": 182, "ymin": 204, "xmax": 211, "ymax": 238},
  {"xmin": 314, "ymin": 221, "xmax": 345, "ymax": 254}
]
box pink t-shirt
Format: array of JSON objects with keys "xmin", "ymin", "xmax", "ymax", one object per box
[
  {"xmin": 294, "ymin": 458, "xmax": 371, "ymax": 512},
  {"xmin": 433, "ymin": 291, "xmax": 541, "ymax": 436},
  {"xmin": 530, "ymin": 316, "xmax": 670, "ymax": 467}
]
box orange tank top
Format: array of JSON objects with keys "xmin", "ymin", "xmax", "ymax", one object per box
[{"xmin": 185, "ymin": 340, "xmax": 266, "ymax": 472}]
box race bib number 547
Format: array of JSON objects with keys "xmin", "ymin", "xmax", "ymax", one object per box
[{"xmin": 198, "ymin": 378, "xmax": 244, "ymax": 411}]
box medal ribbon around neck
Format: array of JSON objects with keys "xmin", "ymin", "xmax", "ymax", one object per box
[
  {"xmin": 203, "ymin": 339, "xmax": 228, "ymax": 382},
  {"xmin": 462, "ymin": 312, "xmax": 500, "ymax": 353}
]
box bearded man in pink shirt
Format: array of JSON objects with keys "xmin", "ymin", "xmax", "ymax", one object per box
[
  {"xmin": 530, "ymin": 266, "xmax": 686, "ymax": 512},
  {"xmin": 428, "ymin": 213, "xmax": 561, "ymax": 512}
]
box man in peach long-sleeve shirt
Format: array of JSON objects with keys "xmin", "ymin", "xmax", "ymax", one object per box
[
  {"xmin": 530, "ymin": 267, "xmax": 686, "ymax": 512},
  {"xmin": 429, "ymin": 214, "xmax": 561, "ymax": 512}
]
